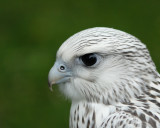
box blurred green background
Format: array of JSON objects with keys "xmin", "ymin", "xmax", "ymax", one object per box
[{"xmin": 0, "ymin": 0, "xmax": 160, "ymax": 127}]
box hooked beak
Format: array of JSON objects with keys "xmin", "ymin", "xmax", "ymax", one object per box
[{"xmin": 48, "ymin": 63, "xmax": 71, "ymax": 91}]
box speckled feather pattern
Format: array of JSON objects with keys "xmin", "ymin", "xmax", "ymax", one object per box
[{"xmin": 55, "ymin": 27, "xmax": 160, "ymax": 128}]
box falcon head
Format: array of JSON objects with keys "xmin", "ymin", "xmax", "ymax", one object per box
[{"xmin": 48, "ymin": 27, "xmax": 157, "ymax": 104}]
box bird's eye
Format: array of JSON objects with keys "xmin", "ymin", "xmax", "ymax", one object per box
[{"xmin": 80, "ymin": 53, "xmax": 98, "ymax": 67}]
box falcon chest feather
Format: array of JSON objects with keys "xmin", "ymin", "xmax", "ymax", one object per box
[{"xmin": 70, "ymin": 101, "xmax": 116, "ymax": 128}]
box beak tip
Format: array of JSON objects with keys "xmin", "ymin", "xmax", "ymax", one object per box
[
  {"xmin": 49, "ymin": 86, "xmax": 53, "ymax": 91},
  {"xmin": 48, "ymin": 80, "xmax": 53, "ymax": 92}
]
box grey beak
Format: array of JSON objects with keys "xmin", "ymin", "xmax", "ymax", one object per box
[{"xmin": 48, "ymin": 63, "xmax": 71, "ymax": 91}]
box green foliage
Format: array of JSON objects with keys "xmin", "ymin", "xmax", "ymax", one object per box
[{"xmin": 0, "ymin": 0, "xmax": 160, "ymax": 127}]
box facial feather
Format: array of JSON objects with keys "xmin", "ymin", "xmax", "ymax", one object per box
[{"xmin": 53, "ymin": 27, "xmax": 158, "ymax": 104}]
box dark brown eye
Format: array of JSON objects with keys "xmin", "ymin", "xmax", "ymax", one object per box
[{"xmin": 80, "ymin": 53, "xmax": 97, "ymax": 66}]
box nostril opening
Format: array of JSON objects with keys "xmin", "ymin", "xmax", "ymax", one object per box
[
  {"xmin": 58, "ymin": 64, "xmax": 67, "ymax": 72},
  {"xmin": 60, "ymin": 65, "xmax": 65, "ymax": 70}
]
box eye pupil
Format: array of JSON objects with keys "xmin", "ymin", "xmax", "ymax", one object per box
[{"xmin": 81, "ymin": 53, "xmax": 97, "ymax": 66}]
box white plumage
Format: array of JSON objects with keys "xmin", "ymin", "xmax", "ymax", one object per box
[{"xmin": 48, "ymin": 27, "xmax": 160, "ymax": 128}]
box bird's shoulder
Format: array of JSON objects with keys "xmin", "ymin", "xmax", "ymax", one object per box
[
  {"xmin": 100, "ymin": 111, "xmax": 142, "ymax": 128},
  {"xmin": 100, "ymin": 99, "xmax": 160, "ymax": 128},
  {"xmin": 70, "ymin": 100, "xmax": 160, "ymax": 128}
]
